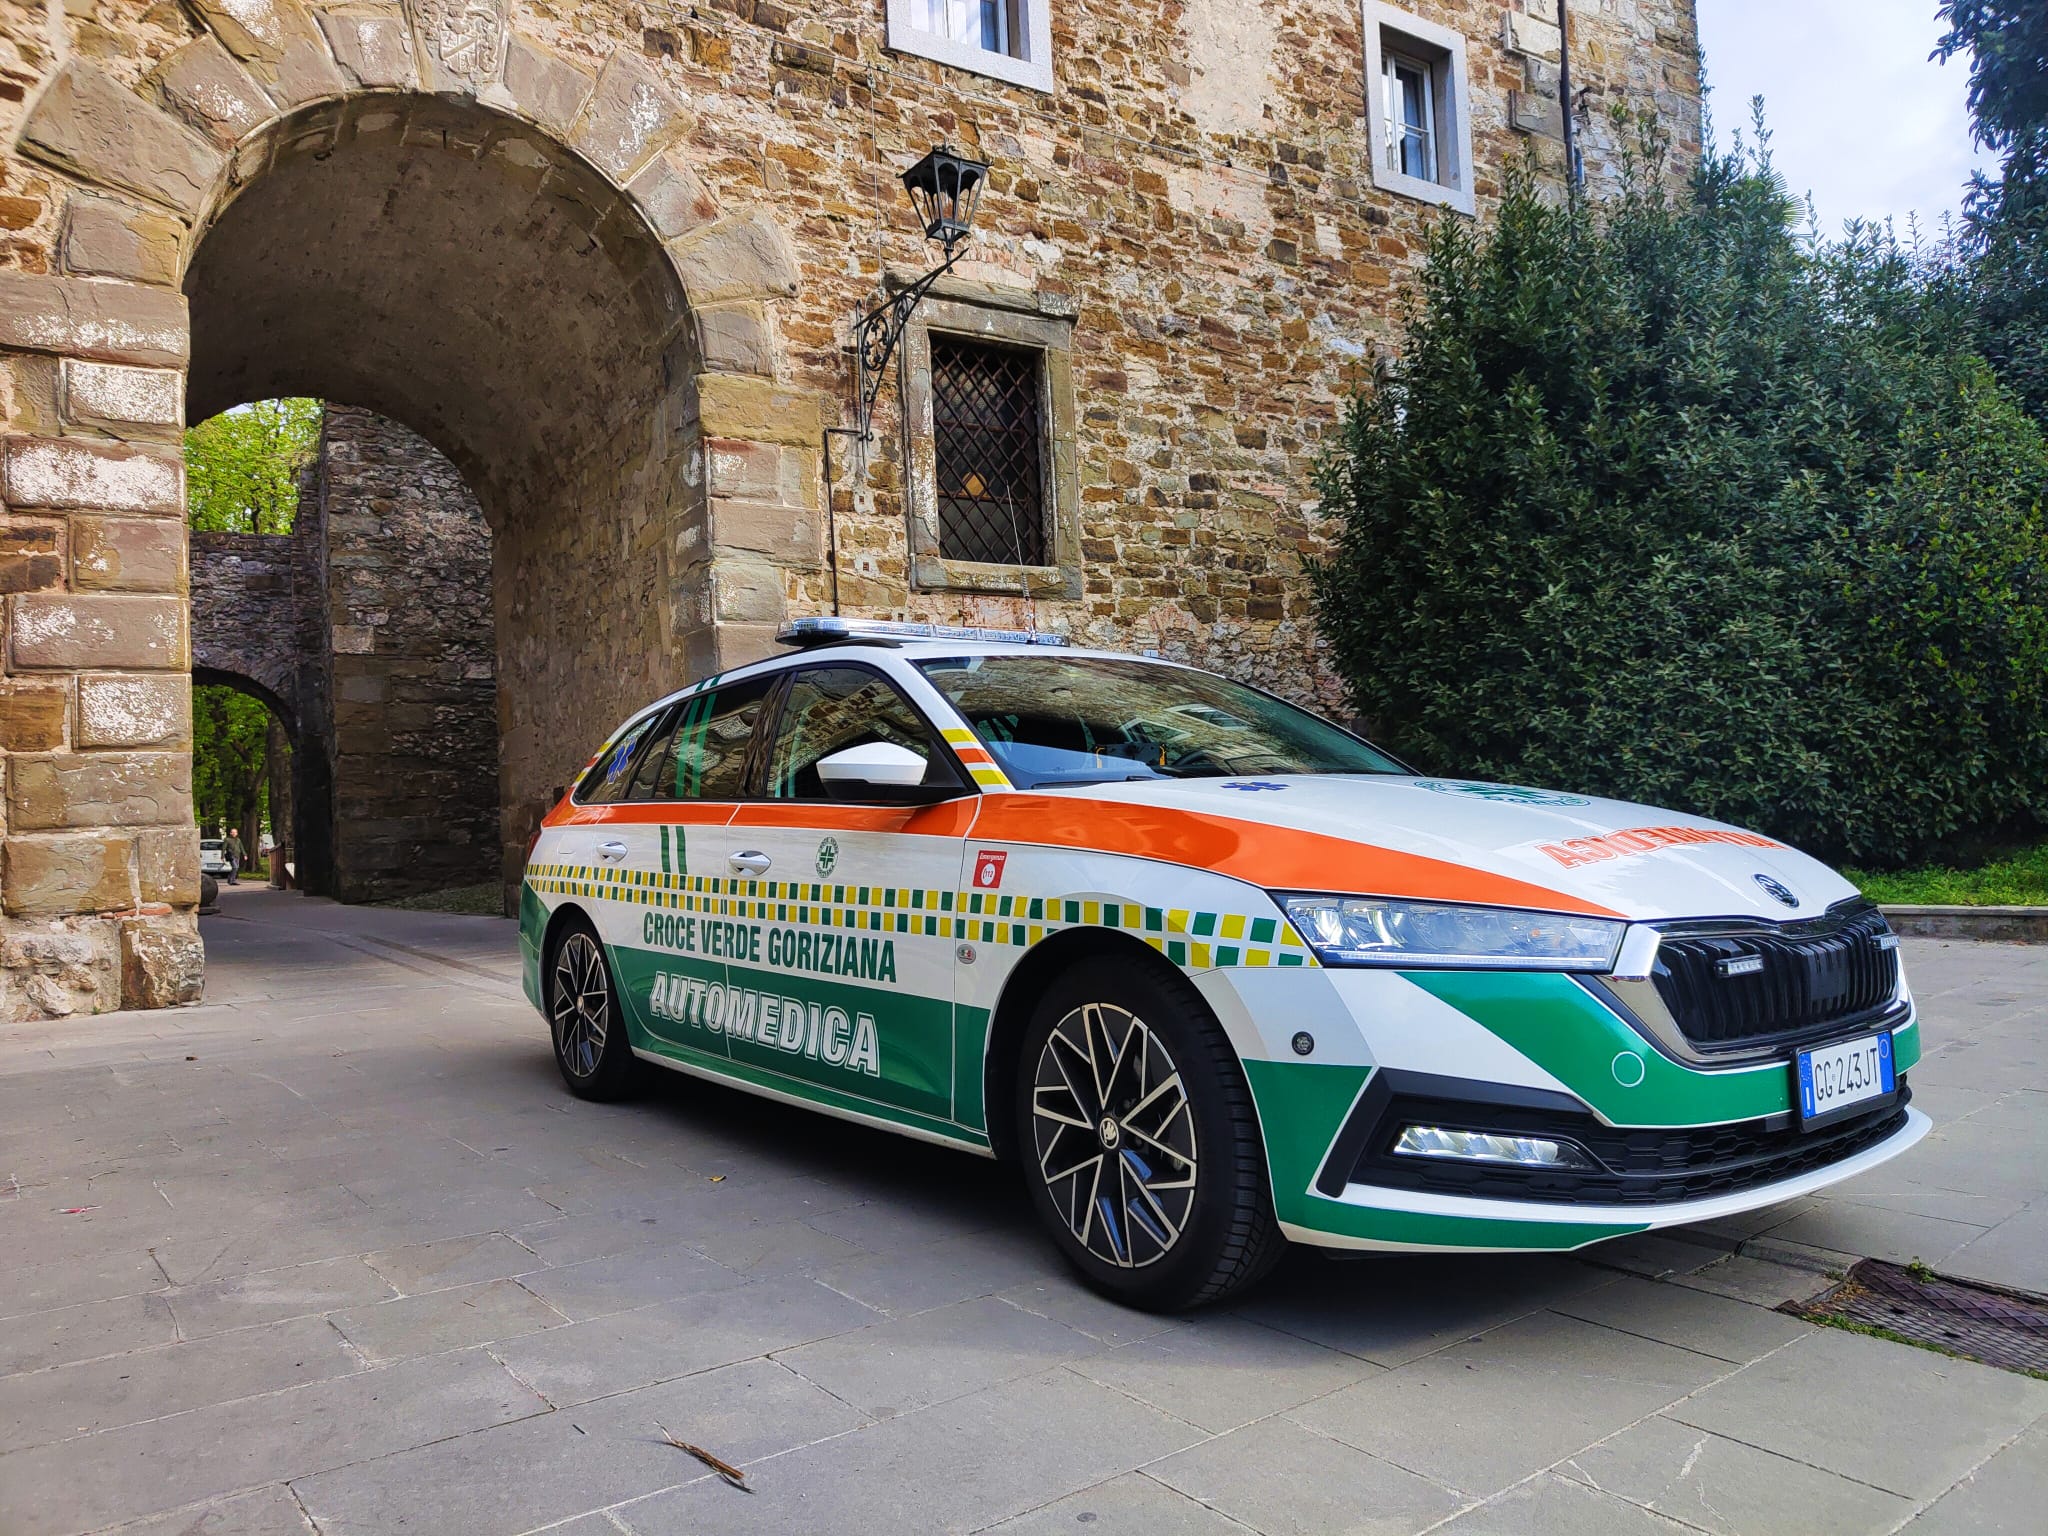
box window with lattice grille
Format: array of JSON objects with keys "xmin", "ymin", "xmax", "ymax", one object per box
[{"xmin": 930, "ymin": 336, "xmax": 1048, "ymax": 567}]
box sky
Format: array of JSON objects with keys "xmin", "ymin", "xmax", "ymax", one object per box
[{"xmin": 1694, "ymin": 0, "xmax": 1994, "ymax": 237}]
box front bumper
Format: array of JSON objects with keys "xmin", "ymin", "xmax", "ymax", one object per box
[{"xmin": 1212, "ymin": 964, "xmax": 1925, "ymax": 1253}]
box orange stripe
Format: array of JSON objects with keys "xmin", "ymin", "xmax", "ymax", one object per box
[
  {"xmin": 967, "ymin": 797, "xmax": 1621, "ymax": 918},
  {"xmin": 727, "ymin": 801, "xmax": 978, "ymax": 836},
  {"xmin": 544, "ymin": 802, "xmax": 737, "ymax": 829}
]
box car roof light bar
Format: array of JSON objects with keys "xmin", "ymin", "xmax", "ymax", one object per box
[{"xmin": 775, "ymin": 617, "xmax": 1070, "ymax": 649}]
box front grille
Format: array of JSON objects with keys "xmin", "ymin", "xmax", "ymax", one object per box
[
  {"xmin": 1651, "ymin": 902, "xmax": 1900, "ymax": 1053},
  {"xmin": 1352, "ymin": 1084, "xmax": 1911, "ymax": 1208}
]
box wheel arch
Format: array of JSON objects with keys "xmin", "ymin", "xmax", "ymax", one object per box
[
  {"xmin": 981, "ymin": 926, "xmax": 1197, "ymax": 1164},
  {"xmin": 539, "ymin": 900, "xmax": 599, "ymax": 985}
]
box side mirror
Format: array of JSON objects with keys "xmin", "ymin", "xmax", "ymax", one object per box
[{"xmin": 815, "ymin": 742, "xmax": 959, "ymax": 804}]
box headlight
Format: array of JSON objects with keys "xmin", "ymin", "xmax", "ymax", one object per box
[{"xmin": 1278, "ymin": 894, "xmax": 1625, "ymax": 971}]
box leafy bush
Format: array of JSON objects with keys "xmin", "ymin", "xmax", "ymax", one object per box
[{"xmin": 1309, "ymin": 134, "xmax": 2048, "ymax": 868}]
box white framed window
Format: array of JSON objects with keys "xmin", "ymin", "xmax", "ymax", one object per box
[
  {"xmin": 886, "ymin": 0, "xmax": 1054, "ymax": 94},
  {"xmin": 1361, "ymin": 3, "xmax": 1475, "ymax": 215}
]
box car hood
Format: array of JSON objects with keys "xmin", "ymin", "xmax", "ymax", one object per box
[{"xmin": 1029, "ymin": 775, "xmax": 1860, "ymax": 923}]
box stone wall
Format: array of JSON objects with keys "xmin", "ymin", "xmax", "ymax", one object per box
[
  {"xmin": 188, "ymin": 405, "xmax": 500, "ymax": 907},
  {"xmin": 0, "ymin": 0, "xmax": 1700, "ymax": 1016}
]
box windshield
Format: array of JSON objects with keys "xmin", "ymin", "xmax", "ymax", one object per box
[{"xmin": 918, "ymin": 655, "xmax": 1405, "ymax": 789}]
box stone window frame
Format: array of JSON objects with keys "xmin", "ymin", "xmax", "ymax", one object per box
[
  {"xmin": 884, "ymin": 0, "xmax": 1056, "ymax": 94},
  {"xmin": 1360, "ymin": 2, "xmax": 1478, "ymax": 217},
  {"xmin": 901, "ymin": 286, "xmax": 1079, "ymax": 599}
]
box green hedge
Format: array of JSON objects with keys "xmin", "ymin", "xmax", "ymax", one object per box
[{"xmin": 1310, "ymin": 140, "xmax": 2048, "ymax": 869}]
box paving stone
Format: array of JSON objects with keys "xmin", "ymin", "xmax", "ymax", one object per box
[
  {"xmin": 0, "ymin": 1314, "xmax": 358, "ymax": 1451},
  {"xmin": 329, "ymin": 1278, "xmax": 566, "ymax": 1363},
  {"xmin": 616, "ymin": 1366, "xmax": 1204, "ymax": 1535},
  {"xmin": 1434, "ymin": 1472, "xmax": 1696, "ymax": 1535},
  {"xmin": 982, "ymin": 1472, "xmax": 1254, "ymax": 1534},
  {"xmin": 1292, "ymin": 1311, "xmax": 1731, "ymax": 1498},
  {"xmin": 165, "ymin": 1255, "xmax": 396, "ymax": 1337},
  {"xmin": 996, "ymin": 1277, "xmax": 1183, "ymax": 1347},
  {"xmin": 683, "ymin": 1219, "xmax": 869, "ymax": 1276},
  {"xmin": 1668, "ymin": 1253, "xmax": 1839, "ymax": 1310},
  {"xmin": 1148, "ymin": 1415, "xmax": 1466, "ymax": 1535},
  {"xmin": 1549, "ymin": 1276, "xmax": 1814, "ymax": 1365},
  {"xmin": 2, "ymin": 1247, "xmax": 172, "ymax": 1314},
  {"xmin": 492, "ymin": 1276, "xmax": 878, "ymax": 1406},
  {"xmin": 363, "ymin": 1231, "xmax": 546, "ymax": 1294},
  {"xmin": 1070, "ymin": 1314, "xmax": 1374, "ymax": 1432},
  {"xmin": 1668, "ymin": 1326, "xmax": 2048, "ymax": 1499},
  {"xmin": 1578, "ymin": 1231, "xmax": 1731, "ymax": 1279},
  {"xmin": 1939, "ymin": 1203, "xmax": 2048, "ymax": 1294},
  {"xmin": 0, "ymin": 1349, "xmax": 542, "ymax": 1536},
  {"xmin": 1760, "ymin": 1201, "xmax": 1990, "ymax": 1268},
  {"xmin": 777, "ymin": 1294, "xmax": 1102, "ymax": 1419},
  {"xmin": 295, "ymin": 1357, "xmax": 862, "ymax": 1536},
  {"xmin": 513, "ymin": 1242, "xmax": 743, "ymax": 1320},
  {"xmin": 1561, "ymin": 1414, "xmax": 1915, "ymax": 1536},
  {"xmin": 0, "ymin": 1290, "xmax": 176, "ymax": 1375},
  {"xmin": 99, "ymin": 1484, "xmax": 319, "ymax": 1535},
  {"xmin": 1897, "ymin": 1418, "xmax": 2048, "ymax": 1534}
]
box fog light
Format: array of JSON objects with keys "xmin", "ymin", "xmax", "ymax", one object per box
[{"xmin": 1393, "ymin": 1126, "xmax": 1599, "ymax": 1171}]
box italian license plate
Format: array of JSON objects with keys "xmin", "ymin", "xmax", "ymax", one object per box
[{"xmin": 1796, "ymin": 1032, "xmax": 1895, "ymax": 1126}]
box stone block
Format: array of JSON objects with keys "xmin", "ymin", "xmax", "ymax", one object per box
[
  {"xmin": 19, "ymin": 62, "xmax": 223, "ymax": 222},
  {"xmin": 710, "ymin": 497, "xmax": 819, "ymax": 561},
  {"xmin": 407, "ymin": 0, "xmax": 511, "ymax": 95},
  {"xmin": 1506, "ymin": 12, "xmax": 1563, "ymax": 61},
  {"xmin": 138, "ymin": 824, "xmax": 200, "ymax": 905},
  {"xmin": 626, "ymin": 152, "xmax": 719, "ymax": 242},
  {"xmin": 570, "ymin": 50, "xmax": 691, "ymax": 184},
  {"xmin": 1523, "ymin": 0, "xmax": 1560, "ymax": 21},
  {"xmin": 191, "ymin": 0, "xmax": 300, "ymax": 62},
  {"xmin": 151, "ymin": 35, "xmax": 273, "ymax": 148},
  {"xmin": 121, "ymin": 913, "xmax": 204, "ymax": 1007},
  {"xmin": 0, "ymin": 685, "xmax": 70, "ymax": 752},
  {"xmin": 11, "ymin": 594, "xmax": 187, "ymax": 671},
  {"xmin": 668, "ymin": 210, "xmax": 800, "ymax": 304},
  {"xmin": 61, "ymin": 360, "xmax": 185, "ymax": 432},
  {"xmin": 9, "ymin": 752, "xmax": 192, "ymax": 831},
  {"xmin": 1510, "ymin": 89, "xmax": 1564, "ymax": 141},
  {"xmin": 500, "ymin": 34, "xmax": 593, "ymax": 138},
  {"xmin": 696, "ymin": 303, "xmax": 774, "ymax": 376},
  {"xmin": 0, "ymin": 523, "xmax": 65, "ymax": 595},
  {"xmin": 709, "ymin": 560, "xmax": 788, "ymax": 625},
  {"xmin": 4, "ymin": 438, "xmax": 183, "ymax": 515},
  {"xmin": 61, "ymin": 195, "xmax": 185, "ymax": 288},
  {"xmin": 72, "ymin": 517, "xmax": 187, "ymax": 593},
  {"xmin": 698, "ymin": 373, "xmax": 822, "ymax": 447},
  {"xmin": 319, "ymin": 9, "xmax": 419, "ymax": 90},
  {"xmin": 0, "ymin": 273, "xmax": 190, "ymax": 367},
  {"xmin": 78, "ymin": 674, "xmax": 192, "ymax": 748},
  {"xmin": 705, "ymin": 438, "xmax": 789, "ymax": 503},
  {"xmin": 3, "ymin": 834, "xmax": 134, "ymax": 917}
]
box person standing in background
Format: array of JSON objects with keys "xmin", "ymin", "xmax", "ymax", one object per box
[{"xmin": 223, "ymin": 827, "xmax": 243, "ymax": 885}]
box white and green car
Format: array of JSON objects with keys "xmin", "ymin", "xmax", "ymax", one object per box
[{"xmin": 521, "ymin": 619, "xmax": 1926, "ymax": 1310}]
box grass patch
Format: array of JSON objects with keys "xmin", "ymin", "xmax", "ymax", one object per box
[
  {"xmin": 370, "ymin": 881, "xmax": 505, "ymax": 916},
  {"xmin": 1846, "ymin": 840, "xmax": 2048, "ymax": 907}
]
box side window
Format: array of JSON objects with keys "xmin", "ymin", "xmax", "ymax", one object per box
[
  {"xmin": 667, "ymin": 677, "xmax": 775, "ymax": 800},
  {"xmin": 623, "ymin": 707, "xmax": 683, "ymax": 802},
  {"xmin": 766, "ymin": 666, "xmax": 956, "ymax": 800},
  {"xmin": 576, "ymin": 711, "xmax": 664, "ymax": 805}
]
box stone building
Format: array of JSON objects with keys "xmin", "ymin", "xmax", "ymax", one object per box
[
  {"xmin": 191, "ymin": 404, "xmax": 500, "ymax": 906},
  {"xmin": 0, "ymin": 0, "xmax": 1701, "ymax": 1018}
]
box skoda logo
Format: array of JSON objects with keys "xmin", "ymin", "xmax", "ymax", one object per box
[{"xmin": 1754, "ymin": 873, "xmax": 1798, "ymax": 908}]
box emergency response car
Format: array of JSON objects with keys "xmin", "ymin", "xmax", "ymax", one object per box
[{"xmin": 521, "ymin": 619, "xmax": 1927, "ymax": 1310}]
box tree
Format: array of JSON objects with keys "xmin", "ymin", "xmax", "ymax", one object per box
[
  {"xmin": 187, "ymin": 400, "xmax": 321, "ymax": 842},
  {"xmin": 1937, "ymin": 2, "xmax": 2048, "ymax": 423},
  {"xmin": 185, "ymin": 398, "xmax": 321, "ymax": 534},
  {"xmin": 1309, "ymin": 132, "xmax": 2048, "ymax": 869}
]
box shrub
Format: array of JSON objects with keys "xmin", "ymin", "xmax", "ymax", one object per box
[{"xmin": 1309, "ymin": 133, "xmax": 2048, "ymax": 868}]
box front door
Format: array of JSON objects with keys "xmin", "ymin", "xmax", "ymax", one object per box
[{"xmin": 719, "ymin": 662, "xmax": 976, "ymax": 1137}]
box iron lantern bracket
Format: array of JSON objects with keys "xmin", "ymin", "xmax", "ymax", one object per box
[{"xmin": 850, "ymin": 243, "xmax": 965, "ymax": 441}]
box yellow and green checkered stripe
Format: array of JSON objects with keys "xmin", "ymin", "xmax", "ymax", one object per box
[{"xmin": 525, "ymin": 863, "xmax": 1316, "ymax": 969}]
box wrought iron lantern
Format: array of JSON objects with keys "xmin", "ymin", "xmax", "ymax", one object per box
[{"xmin": 850, "ymin": 145, "xmax": 993, "ymax": 438}]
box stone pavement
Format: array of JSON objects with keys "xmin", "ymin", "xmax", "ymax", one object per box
[{"xmin": 1, "ymin": 887, "xmax": 2042, "ymax": 1536}]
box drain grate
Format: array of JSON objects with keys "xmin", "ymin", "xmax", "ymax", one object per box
[{"xmin": 1787, "ymin": 1259, "xmax": 2048, "ymax": 1376}]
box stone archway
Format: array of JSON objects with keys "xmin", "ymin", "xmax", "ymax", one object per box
[{"xmin": 1, "ymin": 7, "xmax": 827, "ymax": 1015}]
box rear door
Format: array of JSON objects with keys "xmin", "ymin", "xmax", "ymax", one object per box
[{"xmin": 719, "ymin": 662, "xmax": 977, "ymax": 1137}]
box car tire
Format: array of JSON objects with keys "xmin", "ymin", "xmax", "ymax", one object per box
[
  {"xmin": 1014, "ymin": 954, "xmax": 1285, "ymax": 1311},
  {"xmin": 546, "ymin": 915, "xmax": 643, "ymax": 1102}
]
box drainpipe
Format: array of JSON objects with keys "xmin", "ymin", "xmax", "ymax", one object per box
[{"xmin": 1557, "ymin": 0, "xmax": 1584, "ymax": 192}]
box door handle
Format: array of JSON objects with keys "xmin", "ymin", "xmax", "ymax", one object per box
[
  {"xmin": 596, "ymin": 841, "xmax": 628, "ymax": 863},
  {"xmin": 728, "ymin": 850, "xmax": 773, "ymax": 875}
]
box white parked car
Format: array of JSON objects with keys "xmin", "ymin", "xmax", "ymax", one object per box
[
  {"xmin": 199, "ymin": 839, "xmax": 234, "ymax": 878},
  {"xmin": 519, "ymin": 619, "xmax": 1926, "ymax": 1309}
]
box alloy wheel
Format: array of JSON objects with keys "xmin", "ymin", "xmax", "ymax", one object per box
[
  {"xmin": 1030, "ymin": 1001, "xmax": 1198, "ymax": 1268},
  {"xmin": 552, "ymin": 931, "xmax": 611, "ymax": 1079}
]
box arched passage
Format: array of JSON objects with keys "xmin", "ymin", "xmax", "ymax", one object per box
[{"xmin": 6, "ymin": 18, "xmax": 821, "ymax": 1013}]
